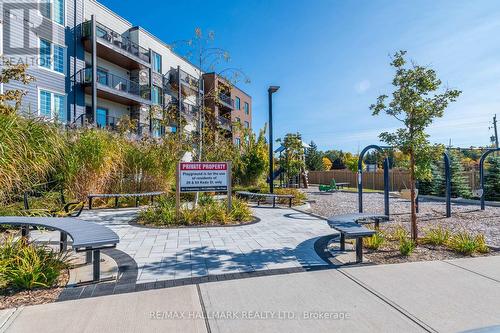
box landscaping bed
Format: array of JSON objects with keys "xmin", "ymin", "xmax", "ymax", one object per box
[
  {"xmin": 306, "ymin": 188, "xmax": 500, "ymax": 247},
  {"xmin": 137, "ymin": 196, "xmax": 254, "ymax": 228},
  {"xmin": 0, "ymin": 237, "xmax": 70, "ymax": 309},
  {"xmin": 0, "ymin": 269, "xmax": 69, "ymax": 310}
]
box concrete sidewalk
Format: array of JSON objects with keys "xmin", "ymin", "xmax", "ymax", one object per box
[{"xmin": 2, "ymin": 256, "xmax": 500, "ymax": 333}]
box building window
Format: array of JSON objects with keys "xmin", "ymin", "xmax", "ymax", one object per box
[
  {"xmin": 39, "ymin": 89, "xmax": 66, "ymax": 122},
  {"xmin": 152, "ymin": 52, "xmax": 162, "ymax": 73},
  {"xmin": 96, "ymin": 108, "xmax": 108, "ymax": 127},
  {"xmin": 235, "ymin": 97, "xmax": 240, "ymax": 110},
  {"xmin": 244, "ymin": 102, "xmax": 249, "ymax": 115},
  {"xmin": 39, "ymin": 38, "xmax": 64, "ymax": 73},
  {"xmin": 244, "ymin": 121, "xmax": 249, "ymax": 129},
  {"xmin": 151, "ymin": 86, "xmax": 162, "ymax": 105},
  {"xmin": 40, "ymin": 0, "xmax": 65, "ymax": 25},
  {"xmin": 235, "ymin": 138, "xmax": 241, "ymax": 147}
]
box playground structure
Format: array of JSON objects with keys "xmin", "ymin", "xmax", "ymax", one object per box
[
  {"xmin": 357, "ymin": 145, "xmax": 499, "ymax": 218},
  {"xmin": 268, "ymin": 141, "xmax": 310, "ymax": 189}
]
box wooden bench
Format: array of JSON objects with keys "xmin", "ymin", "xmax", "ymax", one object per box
[
  {"xmin": 0, "ymin": 216, "xmax": 119, "ymax": 283},
  {"xmin": 327, "ymin": 213, "xmax": 389, "ymax": 263},
  {"xmin": 236, "ymin": 191, "xmax": 294, "ymax": 208},
  {"xmin": 87, "ymin": 191, "xmax": 165, "ymax": 210}
]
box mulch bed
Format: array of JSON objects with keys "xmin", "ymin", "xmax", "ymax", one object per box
[
  {"xmin": 0, "ymin": 269, "xmax": 69, "ymax": 310},
  {"xmin": 363, "ymin": 242, "xmax": 498, "ymax": 265}
]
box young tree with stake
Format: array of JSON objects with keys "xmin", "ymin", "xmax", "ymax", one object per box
[{"xmin": 370, "ymin": 51, "xmax": 461, "ymax": 241}]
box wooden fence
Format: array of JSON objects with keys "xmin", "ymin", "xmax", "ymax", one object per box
[{"xmin": 308, "ymin": 170, "xmax": 479, "ymax": 192}]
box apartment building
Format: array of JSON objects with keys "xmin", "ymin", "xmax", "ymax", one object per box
[
  {"xmin": 0, "ymin": 0, "xmax": 251, "ymax": 140},
  {"xmin": 203, "ymin": 73, "xmax": 252, "ymax": 145}
]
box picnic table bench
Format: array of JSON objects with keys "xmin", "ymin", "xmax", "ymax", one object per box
[
  {"xmin": 236, "ymin": 191, "xmax": 294, "ymax": 208},
  {"xmin": 327, "ymin": 213, "xmax": 389, "ymax": 263},
  {"xmin": 0, "ymin": 216, "xmax": 119, "ymax": 282},
  {"xmin": 87, "ymin": 191, "xmax": 165, "ymax": 209}
]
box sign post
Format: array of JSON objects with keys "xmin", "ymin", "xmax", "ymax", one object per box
[{"xmin": 176, "ymin": 162, "xmax": 232, "ymax": 218}]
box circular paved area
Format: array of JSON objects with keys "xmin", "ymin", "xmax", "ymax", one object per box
[{"xmin": 64, "ymin": 206, "xmax": 336, "ymax": 284}]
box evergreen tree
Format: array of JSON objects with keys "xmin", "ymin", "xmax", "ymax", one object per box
[
  {"xmin": 432, "ymin": 151, "xmax": 471, "ymax": 198},
  {"xmin": 305, "ymin": 141, "xmax": 324, "ymax": 171},
  {"xmin": 484, "ymin": 156, "xmax": 500, "ymax": 201}
]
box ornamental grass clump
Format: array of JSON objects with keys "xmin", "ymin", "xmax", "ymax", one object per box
[
  {"xmin": 447, "ymin": 231, "xmax": 490, "ymax": 255},
  {"xmin": 363, "ymin": 231, "xmax": 385, "ymax": 250},
  {"xmin": 422, "ymin": 226, "xmax": 450, "ymax": 246},
  {"xmin": 139, "ymin": 196, "xmax": 252, "ymax": 226},
  {"xmin": 0, "ymin": 236, "xmax": 68, "ymax": 290}
]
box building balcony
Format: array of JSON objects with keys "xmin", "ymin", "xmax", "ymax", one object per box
[
  {"xmin": 218, "ymin": 93, "xmax": 234, "ymax": 109},
  {"xmin": 78, "ymin": 68, "xmax": 151, "ymax": 106},
  {"xmin": 72, "ymin": 113, "xmax": 151, "ymax": 137},
  {"xmin": 217, "ymin": 115, "xmax": 232, "ymax": 132},
  {"xmin": 169, "ymin": 68, "xmax": 203, "ymax": 96},
  {"xmin": 82, "ymin": 21, "xmax": 150, "ymax": 70}
]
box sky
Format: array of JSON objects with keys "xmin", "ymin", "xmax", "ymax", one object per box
[{"xmin": 99, "ymin": 0, "xmax": 500, "ymax": 152}]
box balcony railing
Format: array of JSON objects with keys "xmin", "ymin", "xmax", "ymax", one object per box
[
  {"xmin": 169, "ymin": 68, "xmax": 203, "ymax": 92},
  {"xmin": 217, "ymin": 116, "xmax": 232, "ymax": 131},
  {"xmin": 82, "ymin": 21, "xmax": 150, "ymax": 63},
  {"xmin": 78, "ymin": 68, "xmax": 150, "ymax": 100},
  {"xmin": 218, "ymin": 93, "xmax": 234, "ymax": 108}
]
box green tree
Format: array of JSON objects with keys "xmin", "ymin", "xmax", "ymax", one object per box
[
  {"xmin": 278, "ymin": 133, "xmax": 306, "ymax": 184},
  {"xmin": 234, "ymin": 126, "xmax": 268, "ymax": 186},
  {"xmin": 431, "ymin": 151, "xmax": 471, "ymax": 198},
  {"xmin": 305, "ymin": 141, "xmax": 324, "ymax": 171},
  {"xmin": 484, "ymin": 156, "xmax": 500, "ymax": 201},
  {"xmin": 371, "ymin": 51, "xmax": 461, "ymax": 241}
]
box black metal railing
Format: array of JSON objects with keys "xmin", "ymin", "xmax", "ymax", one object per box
[
  {"xmin": 218, "ymin": 93, "xmax": 234, "ymax": 108},
  {"xmin": 217, "ymin": 116, "xmax": 232, "ymax": 131},
  {"xmin": 82, "ymin": 21, "xmax": 150, "ymax": 63},
  {"xmin": 169, "ymin": 68, "xmax": 203, "ymax": 92},
  {"xmin": 78, "ymin": 68, "xmax": 150, "ymax": 100}
]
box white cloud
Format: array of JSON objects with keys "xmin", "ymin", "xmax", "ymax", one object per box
[{"xmin": 355, "ymin": 80, "xmax": 371, "ymax": 94}]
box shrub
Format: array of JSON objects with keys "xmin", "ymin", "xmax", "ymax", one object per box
[
  {"xmin": 399, "ymin": 237, "xmax": 416, "ymax": 256},
  {"xmin": 448, "ymin": 231, "xmax": 490, "ymax": 255},
  {"xmin": 0, "ymin": 237, "xmax": 68, "ymax": 290},
  {"xmin": 230, "ymin": 198, "xmax": 253, "ymax": 222},
  {"xmin": 364, "ymin": 232, "xmax": 385, "ymax": 250},
  {"xmin": 139, "ymin": 196, "xmax": 252, "ymax": 226},
  {"xmin": 422, "ymin": 226, "xmax": 450, "ymax": 246},
  {"xmin": 274, "ymin": 188, "xmax": 307, "ymax": 206}
]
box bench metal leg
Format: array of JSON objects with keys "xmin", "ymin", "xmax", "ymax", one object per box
[
  {"xmin": 93, "ymin": 249, "xmax": 100, "ymax": 282},
  {"xmin": 88, "ymin": 197, "xmax": 93, "ymax": 210},
  {"xmin": 115, "ymin": 197, "xmax": 119, "ymax": 208},
  {"xmin": 60, "ymin": 232, "xmax": 67, "ymax": 252},
  {"xmin": 374, "ymin": 219, "xmax": 380, "ymax": 230},
  {"xmin": 257, "ymin": 199, "xmax": 260, "ymax": 206},
  {"xmin": 356, "ymin": 237, "xmax": 363, "ymax": 263},
  {"xmin": 85, "ymin": 247, "xmax": 92, "ymax": 264},
  {"xmin": 21, "ymin": 226, "xmax": 30, "ymax": 238},
  {"xmin": 135, "ymin": 197, "xmax": 139, "ymax": 207},
  {"xmin": 340, "ymin": 233, "xmax": 345, "ymax": 251},
  {"xmin": 289, "ymin": 198, "xmax": 292, "ymax": 208},
  {"xmin": 273, "ymin": 197, "xmax": 276, "ymax": 208},
  {"xmin": 150, "ymin": 195, "xmax": 154, "ymax": 204}
]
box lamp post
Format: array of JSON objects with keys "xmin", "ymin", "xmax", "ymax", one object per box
[{"xmin": 268, "ymin": 86, "xmax": 280, "ymax": 193}]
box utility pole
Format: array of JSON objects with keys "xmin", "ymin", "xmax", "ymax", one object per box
[{"xmin": 494, "ymin": 114, "xmax": 499, "ymax": 149}]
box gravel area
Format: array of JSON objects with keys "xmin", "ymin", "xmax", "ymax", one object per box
[{"xmin": 305, "ymin": 188, "xmax": 500, "ymax": 247}]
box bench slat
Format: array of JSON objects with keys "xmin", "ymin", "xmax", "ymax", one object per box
[{"xmin": 0, "ymin": 216, "xmax": 119, "ymax": 249}]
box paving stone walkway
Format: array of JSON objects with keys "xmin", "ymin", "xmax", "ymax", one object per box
[{"xmin": 35, "ymin": 206, "xmax": 336, "ymax": 284}]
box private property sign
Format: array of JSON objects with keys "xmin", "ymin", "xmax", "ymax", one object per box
[{"xmin": 178, "ymin": 162, "xmax": 230, "ymax": 192}]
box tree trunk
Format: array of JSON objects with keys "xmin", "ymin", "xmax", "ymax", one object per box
[{"xmin": 409, "ymin": 152, "xmax": 418, "ymax": 242}]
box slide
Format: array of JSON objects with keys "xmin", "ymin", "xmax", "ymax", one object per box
[{"xmin": 266, "ymin": 167, "xmax": 284, "ymax": 183}]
